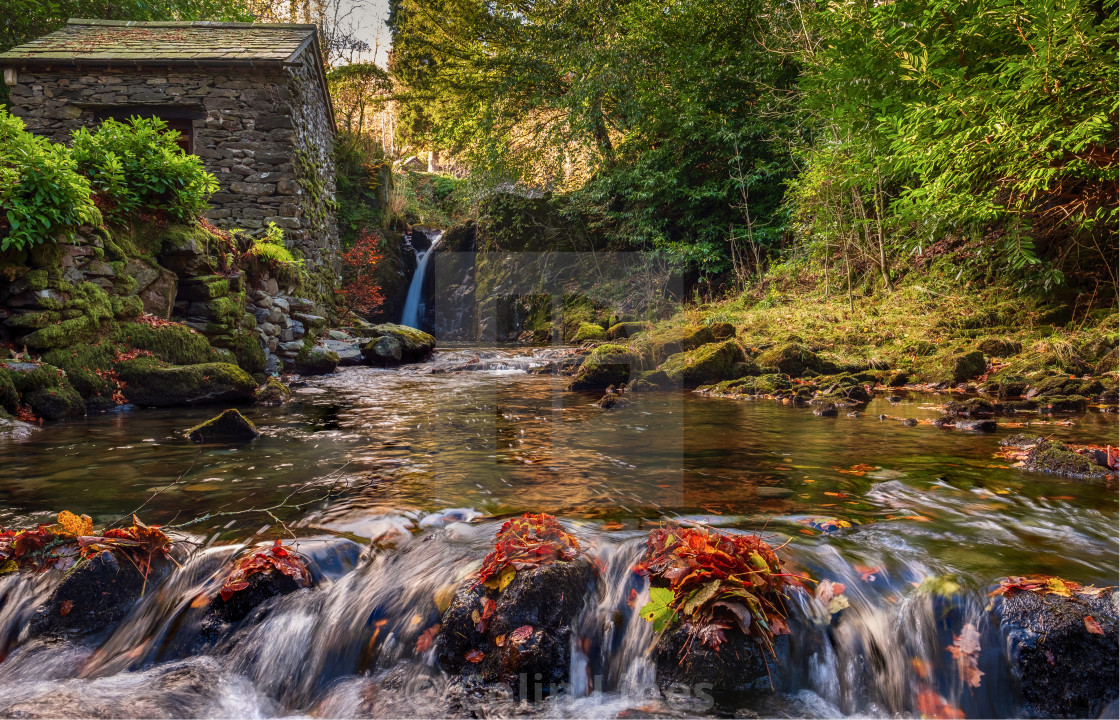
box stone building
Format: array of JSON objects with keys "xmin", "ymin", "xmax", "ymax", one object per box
[{"xmin": 0, "ymin": 19, "xmax": 339, "ymax": 274}]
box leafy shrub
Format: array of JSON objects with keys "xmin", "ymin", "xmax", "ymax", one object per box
[
  {"xmin": 242, "ymin": 222, "xmax": 306, "ymax": 286},
  {"xmin": 339, "ymin": 228, "xmax": 386, "ymax": 315},
  {"xmin": 70, "ymin": 116, "xmax": 218, "ymax": 224},
  {"xmin": 0, "ymin": 109, "xmax": 96, "ymax": 252}
]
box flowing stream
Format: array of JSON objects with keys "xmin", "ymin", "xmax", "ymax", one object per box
[
  {"xmin": 400, "ymin": 232, "xmax": 442, "ymax": 330},
  {"xmin": 0, "ymin": 347, "xmax": 1115, "ymax": 718}
]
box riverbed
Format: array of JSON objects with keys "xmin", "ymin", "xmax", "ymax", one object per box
[{"xmin": 0, "ymin": 347, "xmax": 1116, "ymax": 717}]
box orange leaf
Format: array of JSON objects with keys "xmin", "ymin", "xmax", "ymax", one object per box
[
  {"xmin": 1085, "ymin": 616, "xmax": 1104, "ymax": 635},
  {"xmin": 465, "ymin": 649, "xmax": 484, "ymax": 663},
  {"xmin": 60, "ymin": 599, "xmax": 73, "ymax": 616}
]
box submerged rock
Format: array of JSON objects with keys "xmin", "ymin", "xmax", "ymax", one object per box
[
  {"xmin": 945, "ymin": 397, "xmax": 997, "ymax": 416},
  {"xmin": 955, "ymin": 418, "xmax": 997, "ymax": 432},
  {"xmin": 594, "ymin": 388, "xmax": 631, "ymax": 410},
  {"xmin": 813, "ymin": 403, "xmax": 838, "ymax": 417},
  {"xmin": 186, "ymin": 409, "xmax": 259, "ymax": 443},
  {"xmin": 995, "ymin": 586, "xmax": 1118, "ymax": 718}
]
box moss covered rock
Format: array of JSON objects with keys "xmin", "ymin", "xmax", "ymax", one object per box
[
  {"xmin": 568, "ymin": 344, "xmax": 637, "ymax": 391},
  {"xmin": 945, "ymin": 397, "xmax": 997, "ymax": 416},
  {"xmin": 116, "ymin": 359, "xmax": 256, "ymax": 407},
  {"xmin": 0, "ymin": 372, "xmax": 20, "ymax": 414},
  {"xmin": 606, "ymin": 321, "xmax": 652, "ymax": 340},
  {"xmin": 187, "ymin": 409, "xmax": 259, "ymax": 443},
  {"xmin": 949, "ymin": 350, "xmax": 986, "ymax": 382},
  {"xmin": 110, "ymin": 322, "xmax": 222, "ymax": 366},
  {"xmin": 355, "ymin": 323, "xmax": 435, "ymax": 365},
  {"xmin": 658, "ymin": 339, "xmax": 748, "ymax": 388},
  {"xmin": 295, "ymin": 346, "xmax": 340, "ymax": 376},
  {"xmin": 571, "ymin": 322, "xmax": 606, "ymax": 343},
  {"xmin": 253, "ymin": 378, "xmax": 292, "ymax": 405},
  {"xmin": 24, "ymin": 386, "xmax": 85, "ymax": 421},
  {"xmin": 756, "ymin": 342, "xmax": 822, "ymax": 377},
  {"xmin": 976, "ymin": 338, "xmax": 1022, "ymax": 357}
]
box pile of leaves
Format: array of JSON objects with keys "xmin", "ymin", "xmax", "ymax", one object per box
[
  {"xmin": 634, "ymin": 525, "xmax": 800, "ymax": 652},
  {"xmin": 218, "ymin": 539, "xmax": 311, "ymax": 602},
  {"xmin": 475, "ymin": 513, "xmax": 582, "ymax": 591},
  {"xmin": 990, "ymin": 575, "xmax": 1112, "ymax": 600},
  {"xmin": 0, "ymin": 511, "xmax": 171, "ymax": 576}
]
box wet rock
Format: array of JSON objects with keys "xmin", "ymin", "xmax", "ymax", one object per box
[
  {"xmin": 186, "ymin": 409, "xmax": 259, "ymax": 443},
  {"xmin": 116, "ymin": 360, "xmax": 256, "ymax": 407},
  {"xmin": 322, "ymin": 338, "xmax": 362, "ymax": 366},
  {"xmin": 594, "ymin": 392, "xmax": 631, "ymax": 410},
  {"xmin": 438, "ymin": 558, "xmax": 597, "ymax": 693},
  {"xmin": 887, "ymin": 395, "xmax": 902, "ymax": 403},
  {"xmin": 31, "ymin": 550, "xmax": 172, "ymax": 637},
  {"xmin": 253, "ymin": 377, "xmax": 292, "ymax": 405},
  {"xmin": 207, "ymin": 567, "xmax": 303, "ymax": 625},
  {"xmin": 813, "ymin": 403, "xmax": 838, "ymax": 417},
  {"xmin": 657, "ymin": 339, "xmax": 748, "ymax": 388},
  {"xmin": 756, "ymin": 342, "xmax": 822, "ymax": 377},
  {"xmin": 945, "ymin": 397, "xmax": 997, "ymax": 416},
  {"xmin": 365, "ymin": 335, "xmax": 402, "ymax": 365},
  {"xmin": 932, "ymin": 414, "xmax": 955, "ymax": 428},
  {"xmin": 568, "ymin": 344, "xmax": 636, "ymax": 391},
  {"xmin": 997, "ymin": 375, "xmax": 1029, "ymax": 398},
  {"xmin": 1003, "ymin": 435, "xmax": 1112, "ymax": 480},
  {"xmin": 901, "ymin": 417, "xmax": 918, "ymax": 427},
  {"xmin": 295, "ymin": 346, "xmax": 339, "ymax": 376},
  {"xmin": 955, "ymin": 419, "xmax": 997, "ymax": 432},
  {"xmin": 995, "ymin": 588, "xmax": 1118, "ymax": 718},
  {"xmin": 654, "ymin": 622, "xmax": 788, "ymax": 695},
  {"xmin": 1039, "ymin": 395, "xmax": 1088, "ymax": 413}
]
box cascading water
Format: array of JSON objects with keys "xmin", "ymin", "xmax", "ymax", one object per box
[{"xmin": 401, "ymin": 232, "xmax": 442, "ymax": 330}]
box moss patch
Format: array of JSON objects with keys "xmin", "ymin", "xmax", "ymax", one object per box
[
  {"xmin": 568, "ymin": 344, "xmax": 637, "ymax": 390},
  {"xmin": 116, "ymin": 359, "xmax": 256, "ymax": 407},
  {"xmin": 572, "ymin": 322, "xmax": 606, "ymax": 343},
  {"xmin": 110, "ymin": 322, "xmax": 222, "ymax": 366},
  {"xmin": 658, "ymin": 339, "xmax": 748, "ymax": 388}
]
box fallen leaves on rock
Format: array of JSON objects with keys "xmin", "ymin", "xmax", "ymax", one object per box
[
  {"xmin": 989, "ymin": 575, "xmax": 1112, "ymax": 600},
  {"xmin": 0, "ymin": 511, "xmax": 169, "ymax": 577},
  {"xmin": 634, "ymin": 524, "xmax": 800, "ymax": 652},
  {"xmin": 218, "ymin": 539, "xmax": 311, "ymax": 602},
  {"xmin": 476, "ymin": 513, "xmax": 581, "ymax": 590}
]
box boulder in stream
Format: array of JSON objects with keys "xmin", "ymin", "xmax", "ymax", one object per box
[
  {"xmin": 253, "ymin": 377, "xmax": 292, "ymax": 405},
  {"xmin": 567, "ymin": 344, "xmax": 636, "ymax": 391},
  {"xmin": 437, "ymin": 514, "xmax": 596, "ymax": 696},
  {"xmin": 356, "ymin": 323, "xmax": 435, "ymax": 365},
  {"xmin": 993, "ymin": 578, "xmax": 1118, "ymax": 718},
  {"xmin": 186, "ymin": 409, "xmax": 259, "ymax": 443},
  {"xmin": 294, "ymin": 345, "xmax": 340, "ymax": 375}
]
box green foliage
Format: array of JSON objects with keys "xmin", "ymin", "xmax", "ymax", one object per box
[
  {"xmin": 243, "ymin": 223, "xmax": 307, "ymax": 287},
  {"xmin": 0, "ymin": 109, "xmax": 96, "ymax": 251},
  {"xmin": 71, "ymin": 116, "xmax": 218, "ymax": 224},
  {"xmin": 335, "ymin": 130, "xmax": 393, "ymax": 242},
  {"xmin": 638, "ymin": 587, "xmax": 677, "ymax": 633}
]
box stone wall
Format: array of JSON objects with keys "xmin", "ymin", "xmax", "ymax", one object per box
[{"xmin": 5, "ymin": 57, "xmax": 338, "ymax": 289}]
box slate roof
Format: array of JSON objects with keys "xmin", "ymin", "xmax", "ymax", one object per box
[{"xmin": 0, "ymin": 19, "xmax": 318, "ymax": 67}]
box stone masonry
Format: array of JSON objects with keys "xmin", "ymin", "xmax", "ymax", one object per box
[{"xmin": 0, "ymin": 20, "xmax": 340, "ymax": 283}]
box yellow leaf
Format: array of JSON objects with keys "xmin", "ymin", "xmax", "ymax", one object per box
[
  {"xmin": 0, "ymin": 559, "xmax": 16, "ymax": 575},
  {"xmin": 56, "ymin": 510, "xmax": 93, "ymax": 537},
  {"xmin": 483, "ymin": 566, "xmax": 516, "ymax": 592},
  {"xmin": 1046, "ymin": 577, "xmax": 1071, "ymax": 597},
  {"xmin": 434, "ymin": 584, "xmax": 456, "ymax": 614}
]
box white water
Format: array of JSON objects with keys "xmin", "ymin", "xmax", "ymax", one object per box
[{"xmin": 401, "ymin": 232, "xmax": 442, "ymax": 329}]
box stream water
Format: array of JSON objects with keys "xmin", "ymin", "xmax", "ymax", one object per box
[{"xmin": 0, "ymin": 347, "xmax": 1116, "ymax": 718}]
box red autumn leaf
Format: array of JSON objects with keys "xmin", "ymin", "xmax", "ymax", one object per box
[
  {"xmin": 917, "ymin": 689, "xmax": 965, "ymax": 719},
  {"xmin": 60, "ymin": 600, "xmax": 73, "ymax": 616},
  {"xmin": 509, "ymin": 625, "xmax": 534, "ymax": 644},
  {"xmin": 1085, "ymin": 616, "xmax": 1104, "ymax": 635},
  {"xmin": 219, "ymin": 540, "xmax": 311, "ymax": 602},
  {"xmin": 947, "ymin": 622, "xmax": 985, "ymax": 689},
  {"xmin": 415, "ymin": 623, "xmax": 441, "ymax": 653},
  {"xmin": 476, "ymin": 513, "xmax": 582, "ymax": 589},
  {"xmin": 465, "ymin": 649, "xmax": 484, "ymax": 663},
  {"xmin": 480, "ymin": 596, "xmax": 496, "ymax": 620}
]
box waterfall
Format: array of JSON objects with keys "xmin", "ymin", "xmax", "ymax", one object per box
[{"xmin": 400, "ymin": 231, "xmax": 442, "ymax": 330}]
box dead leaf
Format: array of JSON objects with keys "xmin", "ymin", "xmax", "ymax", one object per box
[
  {"xmin": 947, "ymin": 621, "xmax": 985, "ymax": 688},
  {"xmin": 1085, "ymin": 616, "xmax": 1104, "ymax": 635},
  {"xmin": 60, "ymin": 599, "xmax": 73, "ymax": 616},
  {"xmin": 465, "ymin": 649, "xmax": 484, "ymax": 663}
]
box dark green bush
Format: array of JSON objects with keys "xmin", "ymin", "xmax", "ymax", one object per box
[
  {"xmin": 0, "ymin": 109, "xmax": 96, "ymax": 251},
  {"xmin": 70, "ymin": 116, "xmax": 218, "ymax": 224}
]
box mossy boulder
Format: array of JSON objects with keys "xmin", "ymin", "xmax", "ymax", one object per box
[
  {"xmin": 606, "ymin": 321, "xmax": 652, "ymax": 340},
  {"xmin": 116, "ymin": 359, "xmax": 256, "ymax": 407},
  {"xmin": 756, "ymin": 342, "xmax": 822, "ymax": 377},
  {"xmin": 949, "ymin": 350, "xmax": 986, "ymax": 382},
  {"xmin": 20, "ymin": 283, "xmax": 114, "ymax": 350},
  {"xmin": 976, "ymin": 338, "xmax": 1022, "ymax": 357},
  {"xmin": 945, "ymin": 397, "xmax": 997, "ymax": 416},
  {"xmin": 253, "ymin": 378, "xmax": 292, "ymax": 405},
  {"xmin": 1004, "ymin": 436, "xmax": 1111, "ymax": 481},
  {"xmin": 997, "ymin": 375, "xmax": 1029, "ymax": 399},
  {"xmin": 355, "ymin": 323, "xmax": 435, "ymax": 365},
  {"xmin": 24, "ymin": 386, "xmax": 85, "ymax": 421},
  {"xmin": 227, "ymin": 332, "xmax": 266, "ymax": 373},
  {"xmin": 295, "ymin": 345, "xmax": 340, "ymax": 375},
  {"xmin": 0, "ymin": 373, "xmax": 18, "ymax": 414},
  {"xmin": 1094, "ymin": 347, "xmax": 1118, "ymax": 375},
  {"xmin": 110, "ymin": 322, "xmax": 222, "ymax": 366},
  {"xmin": 187, "ymin": 409, "xmax": 259, "ymax": 443},
  {"xmin": 568, "ymin": 344, "xmax": 637, "ymax": 391},
  {"xmin": 571, "ymin": 322, "xmax": 606, "ymax": 343},
  {"xmin": 1039, "ymin": 395, "xmax": 1088, "ymax": 413},
  {"xmin": 658, "ymin": 339, "xmax": 748, "ymax": 388}
]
